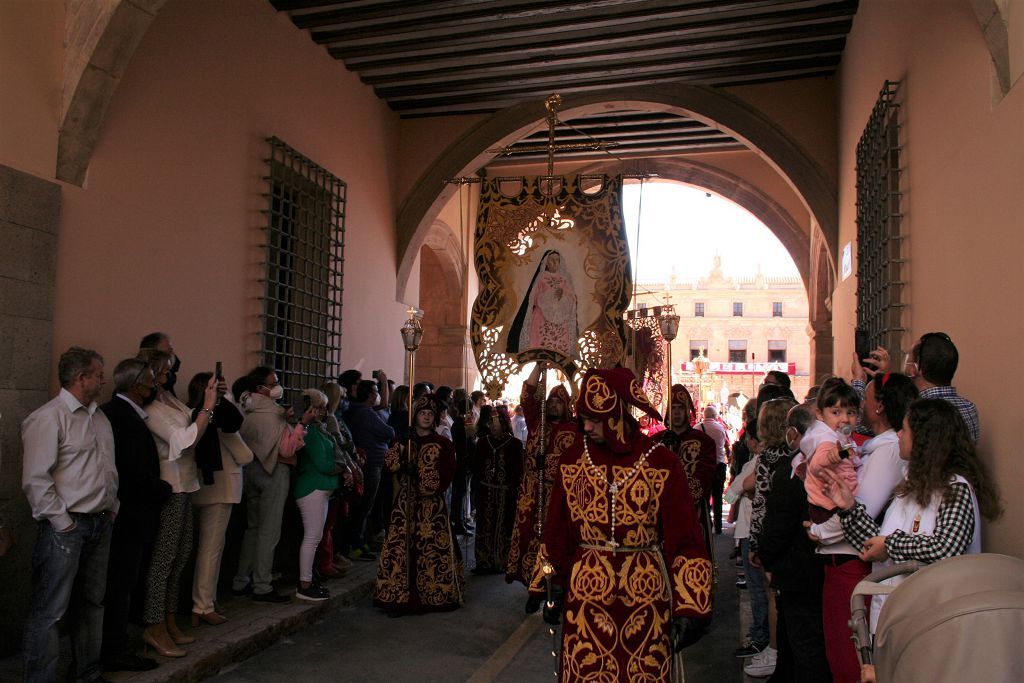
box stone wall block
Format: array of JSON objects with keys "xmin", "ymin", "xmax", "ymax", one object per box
[
  {"xmin": 0, "ymin": 167, "xmax": 61, "ymax": 234},
  {"xmin": 0, "ymin": 276, "xmax": 55, "ymax": 321},
  {"xmin": 0, "ymin": 221, "xmax": 57, "ymax": 285}
]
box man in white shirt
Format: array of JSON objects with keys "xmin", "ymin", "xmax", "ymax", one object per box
[
  {"xmin": 700, "ymin": 405, "xmax": 730, "ymax": 534},
  {"xmin": 21, "ymin": 346, "xmax": 118, "ymax": 683}
]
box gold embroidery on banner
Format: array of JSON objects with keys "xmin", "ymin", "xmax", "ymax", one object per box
[
  {"xmin": 470, "ymin": 175, "xmax": 633, "ymax": 397},
  {"xmin": 673, "ymin": 557, "xmax": 713, "ymax": 615}
]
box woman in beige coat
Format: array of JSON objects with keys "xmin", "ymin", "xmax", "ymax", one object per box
[{"xmin": 188, "ymin": 372, "xmax": 254, "ymax": 626}]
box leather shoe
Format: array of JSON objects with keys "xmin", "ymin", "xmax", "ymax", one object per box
[
  {"xmin": 191, "ymin": 610, "xmax": 228, "ymax": 626},
  {"xmin": 102, "ymin": 653, "xmax": 158, "ymax": 672},
  {"xmin": 253, "ymin": 590, "xmax": 291, "ymax": 604}
]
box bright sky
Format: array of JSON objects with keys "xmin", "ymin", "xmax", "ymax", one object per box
[{"xmin": 622, "ymin": 181, "xmax": 800, "ymax": 284}]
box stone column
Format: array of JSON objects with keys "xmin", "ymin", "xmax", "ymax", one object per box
[{"xmin": 0, "ymin": 164, "xmax": 61, "ymax": 655}]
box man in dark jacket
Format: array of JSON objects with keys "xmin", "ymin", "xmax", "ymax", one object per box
[
  {"xmin": 344, "ymin": 379, "xmax": 395, "ymax": 560},
  {"xmin": 757, "ymin": 449, "xmax": 831, "ymax": 682},
  {"xmin": 100, "ymin": 358, "xmax": 172, "ymax": 672}
]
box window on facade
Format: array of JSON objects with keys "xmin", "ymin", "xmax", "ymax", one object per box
[
  {"xmin": 694, "ymin": 302, "xmax": 704, "ymax": 317},
  {"xmin": 733, "ymin": 302, "xmax": 743, "ymax": 317},
  {"xmin": 772, "ymin": 302, "xmax": 783, "ymax": 317},
  {"xmin": 856, "ymin": 81, "xmax": 905, "ymax": 353},
  {"xmin": 728, "ymin": 340, "xmax": 747, "ymax": 363},
  {"xmin": 261, "ymin": 137, "xmax": 346, "ymax": 392},
  {"xmin": 768, "ymin": 340, "xmax": 787, "ymax": 363},
  {"xmin": 689, "ymin": 340, "xmax": 707, "ymax": 360}
]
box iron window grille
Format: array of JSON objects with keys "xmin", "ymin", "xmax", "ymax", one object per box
[
  {"xmin": 260, "ymin": 137, "xmax": 346, "ymax": 393},
  {"xmin": 856, "ymin": 81, "xmax": 905, "ymax": 353},
  {"xmin": 772, "ymin": 302, "xmax": 783, "ymax": 317},
  {"xmin": 694, "ymin": 302, "xmax": 705, "ymax": 317},
  {"xmin": 733, "ymin": 302, "xmax": 743, "ymax": 317}
]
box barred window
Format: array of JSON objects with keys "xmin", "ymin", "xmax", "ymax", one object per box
[
  {"xmin": 768, "ymin": 340, "xmax": 787, "ymax": 362},
  {"xmin": 733, "ymin": 302, "xmax": 743, "ymax": 317},
  {"xmin": 772, "ymin": 302, "xmax": 783, "ymax": 317},
  {"xmin": 261, "ymin": 137, "xmax": 345, "ymax": 392},
  {"xmin": 694, "ymin": 302, "xmax": 704, "ymax": 317},
  {"xmin": 856, "ymin": 81, "xmax": 905, "ymax": 353},
  {"xmin": 689, "ymin": 339, "xmax": 707, "ymax": 360}
]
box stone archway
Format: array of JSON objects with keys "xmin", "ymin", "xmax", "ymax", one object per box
[
  {"xmin": 414, "ymin": 221, "xmax": 474, "ymax": 390},
  {"xmin": 396, "ymin": 84, "xmax": 839, "ymax": 305}
]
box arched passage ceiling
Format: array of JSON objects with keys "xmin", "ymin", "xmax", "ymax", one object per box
[{"xmin": 394, "ymin": 85, "xmax": 838, "ymax": 302}]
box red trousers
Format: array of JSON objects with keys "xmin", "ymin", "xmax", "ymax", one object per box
[{"xmin": 822, "ymin": 557, "xmax": 871, "ymax": 683}]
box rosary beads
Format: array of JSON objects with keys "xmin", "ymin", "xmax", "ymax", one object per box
[{"xmin": 582, "ymin": 438, "xmax": 657, "ymax": 549}]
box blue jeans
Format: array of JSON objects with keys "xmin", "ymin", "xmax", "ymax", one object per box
[
  {"xmin": 741, "ymin": 537, "xmax": 769, "ymax": 645},
  {"xmin": 23, "ymin": 513, "xmax": 112, "ymax": 683}
]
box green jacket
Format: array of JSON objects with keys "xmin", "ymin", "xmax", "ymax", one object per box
[{"xmin": 293, "ymin": 424, "xmax": 339, "ymax": 499}]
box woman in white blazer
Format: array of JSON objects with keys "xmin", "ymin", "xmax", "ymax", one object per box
[{"xmin": 187, "ymin": 372, "xmax": 254, "ymax": 626}]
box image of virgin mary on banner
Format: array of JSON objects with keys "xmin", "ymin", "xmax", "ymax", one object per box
[
  {"xmin": 470, "ymin": 174, "xmax": 633, "ymax": 398},
  {"xmin": 507, "ymin": 249, "xmax": 578, "ymax": 358}
]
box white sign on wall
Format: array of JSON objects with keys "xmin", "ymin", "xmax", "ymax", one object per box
[{"xmin": 841, "ymin": 242, "xmax": 853, "ymax": 281}]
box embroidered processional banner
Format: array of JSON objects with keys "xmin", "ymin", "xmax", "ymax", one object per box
[{"xmin": 470, "ymin": 174, "xmax": 632, "ymax": 398}]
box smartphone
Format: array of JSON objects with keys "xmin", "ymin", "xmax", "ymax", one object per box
[
  {"xmin": 371, "ymin": 369, "xmax": 380, "ymax": 380},
  {"xmin": 214, "ymin": 361, "xmax": 222, "ymax": 380},
  {"xmin": 854, "ymin": 329, "xmax": 872, "ymax": 367}
]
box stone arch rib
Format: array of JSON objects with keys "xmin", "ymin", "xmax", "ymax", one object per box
[{"xmin": 58, "ymin": 0, "xmax": 167, "ymax": 186}]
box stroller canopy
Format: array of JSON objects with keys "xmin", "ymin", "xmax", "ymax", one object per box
[{"xmin": 873, "ymin": 553, "xmax": 1024, "ymax": 682}]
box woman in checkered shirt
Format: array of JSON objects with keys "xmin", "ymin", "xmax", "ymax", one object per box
[{"xmin": 819, "ymin": 398, "xmax": 1002, "ymax": 631}]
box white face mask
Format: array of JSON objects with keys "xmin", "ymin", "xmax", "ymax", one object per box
[{"xmin": 267, "ymin": 384, "xmax": 285, "ymax": 401}]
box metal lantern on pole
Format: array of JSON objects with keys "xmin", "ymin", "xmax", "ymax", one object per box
[
  {"xmin": 693, "ymin": 346, "xmax": 711, "ymax": 410},
  {"xmin": 399, "ymin": 307, "xmax": 423, "ymax": 581},
  {"xmin": 400, "ymin": 307, "xmax": 423, "ymax": 425},
  {"xmin": 657, "ymin": 305, "xmax": 680, "ymax": 426}
]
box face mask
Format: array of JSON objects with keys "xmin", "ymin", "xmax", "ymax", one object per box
[{"xmin": 267, "ymin": 384, "xmax": 285, "ymax": 401}]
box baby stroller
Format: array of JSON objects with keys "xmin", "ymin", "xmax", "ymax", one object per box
[{"xmin": 849, "ymin": 553, "xmax": 1024, "ymax": 682}]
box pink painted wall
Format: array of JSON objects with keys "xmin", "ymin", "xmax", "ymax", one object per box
[
  {"xmin": 0, "ymin": 0, "xmax": 61, "ymax": 178},
  {"xmin": 52, "ymin": 0, "xmax": 409, "ymax": 388},
  {"xmin": 835, "ymin": 0, "xmax": 1024, "ymax": 556}
]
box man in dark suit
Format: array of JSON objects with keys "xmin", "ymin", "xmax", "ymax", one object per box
[{"xmin": 99, "ymin": 358, "xmax": 172, "ymax": 672}]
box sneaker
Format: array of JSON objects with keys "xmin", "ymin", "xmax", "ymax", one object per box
[
  {"xmin": 252, "ymin": 590, "xmax": 291, "ymax": 604},
  {"xmin": 348, "ymin": 546, "xmax": 377, "ymax": 562},
  {"xmin": 296, "ymin": 583, "xmax": 330, "ymax": 602},
  {"xmin": 733, "ymin": 640, "xmax": 767, "ymax": 658},
  {"xmin": 743, "ymin": 647, "xmax": 777, "ymax": 678}
]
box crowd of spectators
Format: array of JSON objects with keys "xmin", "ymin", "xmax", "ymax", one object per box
[
  {"xmin": 720, "ymin": 332, "xmax": 1000, "ymax": 682},
  {"xmin": 17, "ymin": 331, "xmax": 536, "ymax": 679},
  {"xmin": 16, "ymin": 329, "xmax": 999, "ymax": 682}
]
